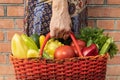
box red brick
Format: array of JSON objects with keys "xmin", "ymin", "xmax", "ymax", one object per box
[
  {"xmin": 0, "ymin": 19, "xmax": 14, "ymax": 28},
  {"xmin": 105, "ymin": 32, "xmax": 120, "ymax": 41},
  {"xmin": 107, "ymin": 0, "xmax": 120, "ymax": 4},
  {"xmin": 0, "ymin": 43, "xmax": 11, "ymax": 53},
  {"xmin": 0, "ymin": 0, "xmax": 23, "ymax": 3},
  {"xmin": 97, "ymin": 20, "xmax": 114, "ymax": 30},
  {"xmin": 15, "ymin": 19, "xmax": 24, "ymax": 28},
  {"xmin": 87, "ymin": 0, "xmax": 104, "ymax": 4},
  {"xmin": 107, "ymin": 65, "xmax": 120, "ymax": 76},
  {"xmin": 88, "ymin": 20, "xmax": 95, "ymax": 27},
  {"xmin": 0, "ymin": 6, "xmax": 4, "ymax": 16},
  {"xmin": 88, "ymin": 7, "xmax": 120, "ymax": 17},
  {"xmin": 107, "ymin": 55, "xmax": 120, "ymax": 64},
  {"xmin": 116, "ymin": 20, "xmax": 120, "ymax": 30},
  {"xmin": 0, "ymin": 54, "xmax": 6, "ymax": 64},
  {"xmin": 7, "ymin": 6, "xmax": 24, "ymax": 17},
  {"xmin": 0, "ymin": 65, "xmax": 15, "ymax": 75},
  {"xmin": 7, "ymin": 30, "xmax": 23, "ymax": 41},
  {"xmin": 0, "ymin": 32, "xmax": 4, "ymax": 40}
]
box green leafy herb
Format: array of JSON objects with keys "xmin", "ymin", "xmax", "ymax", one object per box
[
  {"xmin": 108, "ymin": 42, "xmax": 118, "ymax": 58},
  {"xmin": 76, "ymin": 27, "xmax": 118, "ymax": 58}
]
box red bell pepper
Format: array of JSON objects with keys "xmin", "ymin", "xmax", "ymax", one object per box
[{"xmin": 82, "ymin": 44, "xmax": 98, "ymax": 56}]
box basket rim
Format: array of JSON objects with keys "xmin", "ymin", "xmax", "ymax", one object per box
[{"xmin": 10, "ymin": 53, "xmax": 108, "ymax": 61}]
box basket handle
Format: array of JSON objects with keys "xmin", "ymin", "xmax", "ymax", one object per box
[{"xmin": 39, "ymin": 32, "xmax": 83, "ymax": 57}]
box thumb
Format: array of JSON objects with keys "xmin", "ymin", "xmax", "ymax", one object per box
[{"xmin": 50, "ymin": 30, "xmax": 55, "ymax": 38}]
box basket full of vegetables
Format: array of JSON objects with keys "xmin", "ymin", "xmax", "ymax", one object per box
[{"xmin": 10, "ymin": 27, "xmax": 118, "ymax": 80}]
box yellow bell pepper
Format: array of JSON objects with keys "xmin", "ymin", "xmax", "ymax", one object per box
[
  {"xmin": 39, "ymin": 35, "xmax": 45, "ymax": 48},
  {"xmin": 44, "ymin": 39, "xmax": 64, "ymax": 58},
  {"xmin": 11, "ymin": 34, "xmax": 28, "ymax": 59},
  {"xmin": 27, "ymin": 49, "xmax": 40, "ymax": 58}
]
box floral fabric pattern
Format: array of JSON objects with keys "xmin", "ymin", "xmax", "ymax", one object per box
[{"xmin": 33, "ymin": 2, "xmax": 52, "ymax": 35}]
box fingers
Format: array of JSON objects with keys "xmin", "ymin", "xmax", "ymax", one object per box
[
  {"xmin": 58, "ymin": 30, "xmax": 65, "ymax": 38},
  {"xmin": 50, "ymin": 28, "xmax": 70, "ymax": 40},
  {"xmin": 50, "ymin": 27, "xmax": 60, "ymax": 38},
  {"xmin": 50, "ymin": 28, "xmax": 56, "ymax": 38},
  {"xmin": 50, "ymin": 22, "xmax": 71, "ymax": 39},
  {"xmin": 63, "ymin": 32, "xmax": 70, "ymax": 40}
]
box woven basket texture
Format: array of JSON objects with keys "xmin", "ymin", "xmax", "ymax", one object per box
[{"xmin": 10, "ymin": 55, "xmax": 107, "ymax": 80}]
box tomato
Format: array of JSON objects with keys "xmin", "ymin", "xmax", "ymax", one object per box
[
  {"xmin": 71, "ymin": 39, "xmax": 86, "ymax": 47},
  {"xmin": 71, "ymin": 46, "xmax": 83, "ymax": 57},
  {"xmin": 54, "ymin": 45, "xmax": 76, "ymax": 60},
  {"xmin": 71, "ymin": 39, "xmax": 86, "ymax": 56}
]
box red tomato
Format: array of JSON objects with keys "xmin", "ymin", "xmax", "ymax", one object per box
[
  {"xmin": 71, "ymin": 39, "xmax": 86, "ymax": 57},
  {"xmin": 71, "ymin": 46, "xmax": 82, "ymax": 57},
  {"xmin": 71, "ymin": 39, "xmax": 86, "ymax": 47},
  {"xmin": 54, "ymin": 45, "xmax": 76, "ymax": 60}
]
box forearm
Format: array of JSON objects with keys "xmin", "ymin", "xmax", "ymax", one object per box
[
  {"xmin": 50, "ymin": 0, "xmax": 71, "ymax": 39},
  {"xmin": 52, "ymin": 0, "xmax": 69, "ymax": 14}
]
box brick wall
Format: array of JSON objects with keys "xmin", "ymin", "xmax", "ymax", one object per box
[
  {"xmin": 0, "ymin": 0, "xmax": 119, "ymax": 80},
  {"xmin": 0, "ymin": 0, "xmax": 24, "ymax": 80},
  {"xmin": 88, "ymin": 0, "xmax": 120, "ymax": 80}
]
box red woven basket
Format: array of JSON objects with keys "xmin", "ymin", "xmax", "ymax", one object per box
[{"xmin": 10, "ymin": 32, "xmax": 108, "ymax": 80}]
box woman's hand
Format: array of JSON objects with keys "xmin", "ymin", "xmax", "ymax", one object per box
[{"xmin": 50, "ymin": 0, "xmax": 72, "ymax": 40}]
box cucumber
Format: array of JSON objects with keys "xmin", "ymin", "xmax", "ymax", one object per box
[{"xmin": 99, "ymin": 37, "xmax": 113, "ymax": 55}]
